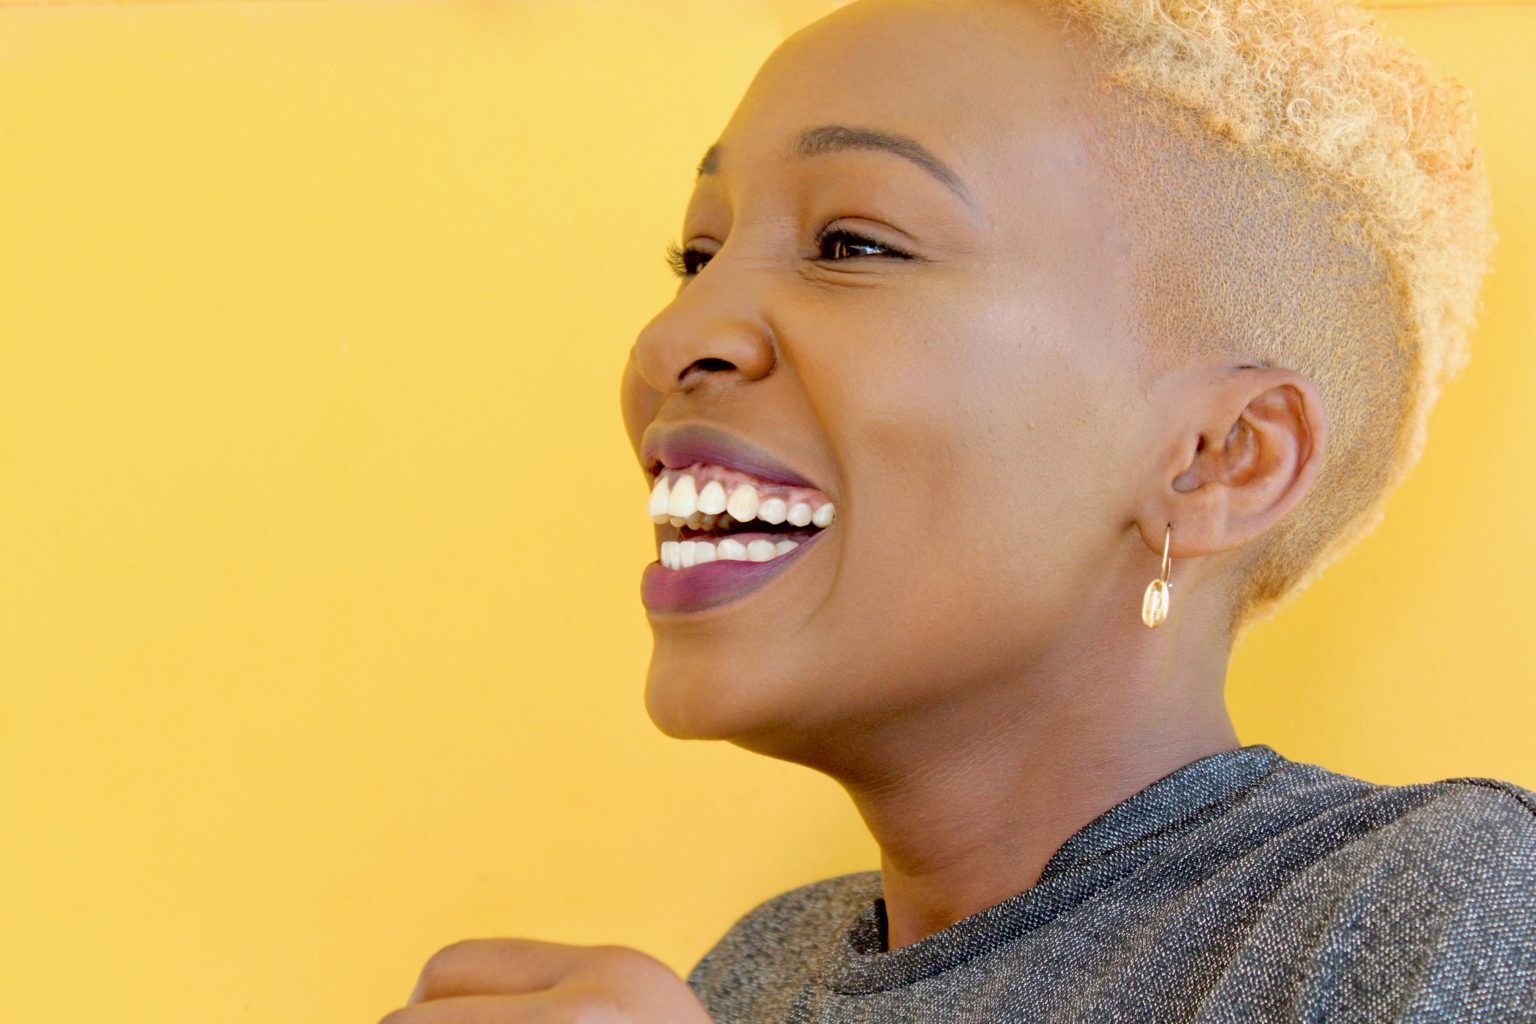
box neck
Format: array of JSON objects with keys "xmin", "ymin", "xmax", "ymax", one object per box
[{"xmin": 838, "ymin": 620, "xmax": 1237, "ymax": 951}]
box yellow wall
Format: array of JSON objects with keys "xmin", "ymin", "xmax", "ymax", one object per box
[{"xmin": 0, "ymin": 1, "xmax": 1530, "ymax": 1021}]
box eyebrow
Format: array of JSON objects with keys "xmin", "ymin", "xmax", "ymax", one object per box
[{"xmin": 695, "ymin": 123, "xmax": 981, "ymax": 220}]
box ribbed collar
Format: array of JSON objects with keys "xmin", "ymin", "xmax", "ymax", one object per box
[{"xmin": 819, "ymin": 743, "xmax": 1286, "ymax": 994}]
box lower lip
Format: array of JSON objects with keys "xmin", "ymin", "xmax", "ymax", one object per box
[{"xmin": 640, "ymin": 530, "xmax": 828, "ymax": 615}]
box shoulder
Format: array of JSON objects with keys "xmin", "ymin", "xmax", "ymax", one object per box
[
  {"xmin": 1326, "ymin": 769, "xmax": 1536, "ymax": 874},
  {"xmin": 1226, "ymin": 758, "xmax": 1536, "ymax": 963},
  {"xmin": 685, "ymin": 870, "xmax": 878, "ymax": 1005},
  {"xmin": 1259, "ymin": 768, "xmax": 1536, "ymax": 1018},
  {"xmin": 1351, "ymin": 773, "xmax": 1536, "ymax": 920},
  {"xmin": 1253, "ymin": 765, "xmax": 1534, "ymax": 929},
  {"xmin": 1261, "ymin": 758, "xmax": 1536, "ymax": 886},
  {"xmin": 1423, "ymin": 773, "xmax": 1536, "ymax": 821},
  {"xmin": 1256, "ymin": 755, "xmax": 1536, "ymax": 852},
  {"xmin": 1375, "ymin": 773, "xmax": 1536, "ymax": 906}
]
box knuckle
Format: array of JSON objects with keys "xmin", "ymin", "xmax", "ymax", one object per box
[
  {"xmin": 416, "ymin": 938, "xmax": 483, "ymax": 994},
  {"xmin": 589, "ymin": 943, "xmax": 657, "ymax": 973}
]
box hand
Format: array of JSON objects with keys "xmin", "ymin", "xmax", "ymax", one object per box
[{"xmin": 379, "ymin": 938, "xmax": 716, "ymax": 1023}]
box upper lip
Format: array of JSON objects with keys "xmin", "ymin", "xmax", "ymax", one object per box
[{"xmin": 640, "ymin": 422, "xmax": 825, "ymax": 492}]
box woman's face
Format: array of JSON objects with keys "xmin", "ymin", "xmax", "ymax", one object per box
[{"xmin": 620, "ymin": 0, "xmax": 1154, "ymax": 760}]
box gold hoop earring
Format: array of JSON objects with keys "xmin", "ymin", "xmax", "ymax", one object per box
[{"xmin": 1141, "ymin": 523, "xmax": 1173, "ymax": 628}]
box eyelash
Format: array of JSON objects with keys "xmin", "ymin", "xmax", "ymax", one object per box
[{"xmin": 663, "ymin": 226, "xmax": 910, "ymax": 280}]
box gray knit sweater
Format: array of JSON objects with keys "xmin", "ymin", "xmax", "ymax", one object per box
[{"xmin": 686, "ymin": 744, "xmax": 1536, "ymax": 1023}]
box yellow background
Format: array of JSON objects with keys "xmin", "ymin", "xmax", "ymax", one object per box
[{"xmin": 0, "ymin": 1, "xmax": 1530, "ymax": 1020}]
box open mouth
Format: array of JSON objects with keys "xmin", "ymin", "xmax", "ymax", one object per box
[{"xmin": 647, "ymin": 461, "xmax": 836, "ymax": 571}]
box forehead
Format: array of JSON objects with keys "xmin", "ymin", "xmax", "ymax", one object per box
[{"xmin": 698, "ymin": 0, "xmax": 1107, "ymax": 221}]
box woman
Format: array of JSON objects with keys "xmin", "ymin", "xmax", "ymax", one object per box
[{"xmin": 384, "ymin": 0, "xmax": 1533, "ymax": 1020}]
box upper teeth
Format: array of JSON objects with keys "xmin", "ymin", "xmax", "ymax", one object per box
[
  {"xmin": 647, "ymin": 465, "xmax": 836, "ymax": 531},
  {"xmin": 665, "ymin": 473, "xmax": 697, "ymax": 518},
  {"xmin": 726, "ymin": 483, "xmax": 759, "ymax": 523}
]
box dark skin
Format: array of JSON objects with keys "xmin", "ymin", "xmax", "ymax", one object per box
[{"xmin": 385, "ymin": 0, "xmax": 1327, "ymax": 1018}]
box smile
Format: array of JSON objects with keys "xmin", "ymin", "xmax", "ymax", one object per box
[
  {"xmin": 641, "ymin": 461, "xmax": 837, "ymax": 613},
  {"xmin": 647, "ymin": 462, "xmax": 836, "ymax": 570}
]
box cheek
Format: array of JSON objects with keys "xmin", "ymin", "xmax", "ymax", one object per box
[
  {"xmin": 839, "ymin": 292, "xmax": 1097, "ymax": 537},
  {"xmin": 798, "ymin": 296, "xmax": 1119, "ymax": 692}
]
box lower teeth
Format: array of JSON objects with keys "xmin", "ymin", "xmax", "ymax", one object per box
[{"xmin": 659, "ymin": 535, "xmax": 806, "ymax": 570}]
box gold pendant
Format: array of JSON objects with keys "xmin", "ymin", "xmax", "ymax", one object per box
[{"xmin": 1141, "ymin": 578, "xmax": 1170, "ymax": 628}]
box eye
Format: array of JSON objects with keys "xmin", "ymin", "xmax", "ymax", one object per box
[
  {"xmin": 663, "ymin": 225, "xmax": 911, "ymax": 280},
  {"xmin": 664, "ymin": 240, "xmax": 709, "ymax": 279},
  {"xmin": 813, "ymin": 226, "xmax": 909, "ymax": 265}
]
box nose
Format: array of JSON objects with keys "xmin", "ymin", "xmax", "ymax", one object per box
[{"xmin": 631, "ymin": 265, "xmax": 777, "ymax": 395}]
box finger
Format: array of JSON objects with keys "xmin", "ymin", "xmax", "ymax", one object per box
[
  {"xmin": 383, "ymin": 993, "xmax": 538, "ymax": 1023},
  {"xmin": 409, "ymin": 938, "xmax": 627, "ymax": 1005},
  {"xmin": 383, "ymin": 990, "xmax": 619, "ymax": 1024}
]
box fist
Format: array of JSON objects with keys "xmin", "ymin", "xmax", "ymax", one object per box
[{"xmin": 379, "ymin": 938, "xmax": 715, "ymax": 1023}]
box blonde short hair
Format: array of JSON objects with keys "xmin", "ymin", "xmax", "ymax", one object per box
[{"xmin": 1040, "ymin": 0, "xmax": 1497, "ymax": 645}]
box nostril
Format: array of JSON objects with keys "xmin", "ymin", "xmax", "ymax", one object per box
[{"xmin": 679, "ymin": 357, "xmax": 736, "ymax": 384}]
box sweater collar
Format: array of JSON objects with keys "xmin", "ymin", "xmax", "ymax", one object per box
[{"xmin": 820, "ymin": 742, "xmax": 1286, "ymax": 994}]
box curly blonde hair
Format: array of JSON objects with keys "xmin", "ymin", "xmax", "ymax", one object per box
[{"xmin": 1038, "ymin": 0, "xmax": 1497, "ymax": 646}]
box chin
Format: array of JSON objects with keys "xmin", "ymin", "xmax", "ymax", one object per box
[{"xmin": 642, "ymin": 653, "xmax": 792, "ymax": 742}]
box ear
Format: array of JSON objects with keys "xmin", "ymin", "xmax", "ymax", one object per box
[{"xmin": 1140, "ymin": 365, "xmax": 1328, "ymax": 560}]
